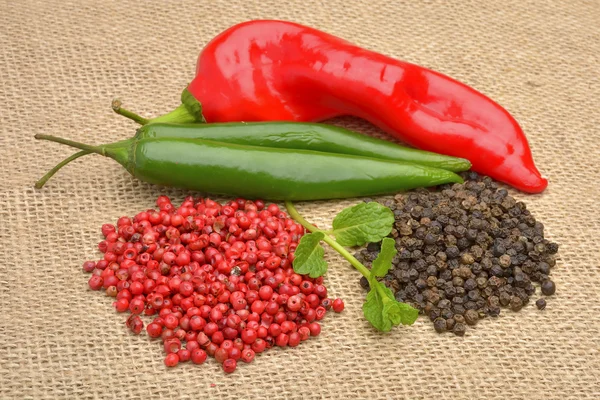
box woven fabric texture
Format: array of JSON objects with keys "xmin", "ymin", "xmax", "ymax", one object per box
[{"xmin": 1, "ymin": 0, "xmax": 599, "ymax": 399}]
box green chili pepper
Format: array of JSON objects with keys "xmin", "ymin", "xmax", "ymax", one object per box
[
  {"xmin": 33, "ymin": 122, "xmax": 470, "ymax": 188},
  {"xmin": 138, "ymin": 122, "xmax": 471, "ymax": 172},
  {"xmin": 35, "ymin": 134, "xmax": 463, "ymax": 201}
]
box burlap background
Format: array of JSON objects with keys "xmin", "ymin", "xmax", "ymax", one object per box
[{"xmin": 1, "ymin": 0, "xmax": 599, "ymax": 398}]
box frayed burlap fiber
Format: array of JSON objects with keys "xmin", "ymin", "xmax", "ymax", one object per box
[{"xmin": 0, "ymin": 0, "xmax": 599, "ymax": 399}]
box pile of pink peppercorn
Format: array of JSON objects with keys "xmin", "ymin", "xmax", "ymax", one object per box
[{"xmin": 83, "ymin": 195, "xmax": 344, "ymax": 373}]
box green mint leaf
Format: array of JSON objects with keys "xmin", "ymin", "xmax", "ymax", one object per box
[
  {"xmin": 370, "ymin": 237, "xmax": 397, "ymax": 277},
  {"xmin": 181, "ymin": 87, "xmax": 207, "ymax": 123},
  {"xmin": 362, "ymin": 279, "xmax": 419, "ymax": 332},
  {"xmin": 396, "ymin": 302, "xmax": 419, "ymax": 325},
  {"xmin": 331, "ymin": 202, "xmax": 394, "ymax": 247},
  {"xmin": 292, "ymin": 231, "xmax": 328, "ymax": 278},
  {"xmin": 378, "ymin": 283, "xmax": 419, "ymax": 326},
  {"xmin": 362, "ymin": 284, "xmax": 390, "ymax": 332}
]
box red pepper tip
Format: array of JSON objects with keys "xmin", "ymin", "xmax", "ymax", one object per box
[{"xmin": 513, "ymin": 170, "xmax": 548, "ymax": 194}]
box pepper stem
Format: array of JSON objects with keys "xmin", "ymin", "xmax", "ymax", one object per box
[
  {"xmin": 34, "ymin": 138, "xmax": 133, "ymax": 188},
  {"xmin": 145, "ymin": 103, "xmax": 198, "ymax": 124},
  {"xmin": 111, "ymin": 88, "xmax": 206, "ymax": 126},
  {"xmin": 112, "ymin": 99, "xmax": 149, "ymax": 125},
  {"xmin": 34, "ymin": 135, "xmax": 133, "ymax": 179},
  {"xmin": 34, "ymin": 150, "xmax": 89, "ymax": 188},
  {"xmin": 35, "ymin": 134, "xmax": 106, "ymax": 154}
]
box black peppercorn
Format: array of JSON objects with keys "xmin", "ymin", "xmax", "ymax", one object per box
[
  {"xmin": 541, "ymin": 280, "xmax": 556, "ymax": 295},
  {"xmin": 488, "ymin": 296, "xmax": 501, "ymax": 308},
  {"xmin": 445, "ymin": 286, "xmax": 457, "ymax": 298},
  {"xmin": 408, "ymin": 268, "xmax": 419, "ymax": 280},
  {"xmin": 441, "ymin": 309, "xmax": 454, "ymax": 320},
  {"xmin": 455, "ymin": 226, "xmax": 467, "ymax": 238},
  {"xmin": 537, "ymin": 261, "xmax": 550, "ymax": 275},
  {"xmin": 438, "ymin": 299, "xmax": 451, "ymax": 309},
  {"xmin": 426, "ymin": 276, "xmax": 438, "ymax": 288},
  {"xmin": 415, "ymin": 278, "xmax": 428, "ymax": 291},
  {"xmin": 439, "ymin": 270, "xmax": 453, "ymax": 281},
  {"xmin": 483, "ymin": 286, "xmax": 494, "ymax": 298},
  {"xmin": 414, "ymin": 225, "xmax": 427, "ymax": 238},
  {"xmin": 360, "ymin": 276, "xmax": 369, "ymax": 289},
  {"xmin": 424, "ymin": 233, "xmax": 438, "ymax": 245},
  {"xmin": 429, "ymin": 308, "xmax": 442, "ymax": 321},
  {"xmin": 425, "ymin": 264, "xmax": 437, "ymax": 276},
  {"xmin": 453, "ymin": 323, "xmax": 466, "ymax": 336},
  {"xmin": 510, "ymin": 296, "xmax": 523, "ymax": 311},
  {"xmin": 460, "ymin": 253, "xmax": 475, "ymax": 265},
  {"xmin": 467, "ymin": 290, "xmax": 480, "ymax": 301},
  {"xmin": 394, "ymin": 291, "xmax": 405, "ymax": 302},
  {"xmin": 488, "ymin": 306, "xmax": 501, "ymax": 317},
  {"xmin": 513, "ymin": 273, "xmax": 527, "ymax": 288},
  {"xmin": 375, "ymin": 172, "xmax": 559, "ymax": 336},
  {"xmin": 405, "ymin": 284, "xmax": 418, "ymax": 298},
  {"xmin": 452, "ymin": 304, "xmax": 466, "ymax": 315},
  {"xmin": 446, "ymin": 246, "xmax": 460, "ymax": 259},
  {"xmin": 454, "ymin": 266, "xmax": 472, "ymax": 279},
  {"xmin": 413, "ymin": 259, "xmax": 427, "ymax": 272},
  {"xmin": 424, "ymin": 302, "xmax": 434, "ymax": 314},
  {"xmin": 492, "ymin": 242, "xmax": 506, "ymax": 257},
  {"xmin": 433, "ymin": 318, "xmax": 447, "ymax": 333},
  {"xmin": 445, "ymin": 318, "xmax": 455, "ymax": 330},
  {"xmin": 476, "ymin": 277, "xmax": 488, "ymax": 288},
  {"xmin": 411, "ymin": 249, "xmax": 423, "ymax": 260},
  {"xmin": 464, "ymin": 309, "xmax": 479, "ymax": 325},
  {"xmin": 464, "ymin": 278, "xmax": 477, "ymax": 291},
  {"xmin": 452, "ymin": 277, "xmax": 464, "ymax": 287},
  {"xmin": 499, "ymin": 292, "xmax": 511, "ymax": 306},
  {"xmin": 471, "ymin": 245, "xmax": 484, "ymax": 259},
  {"xmin": 366, "ymin": 242, "xmax": 381, "ymax": 252},
  {"xmin": 464, "ymin": 301, "xmax": 477, "ymax": 310},
  {"xmin": 481, "ymin": 258, "xmax": 493, "ymax": 271},
  {"xmin": 490, "ymin": 265, "xmax": 504, "ymax": 277},
  {"xmin": 499, "ymin": 254, "xmax": 511, "ymax": 268},
  {"xmin": 399, "ymin": 249, "xmax": 411, "ymax": 259},
  {"xmin": 536, "ymin": 298, "xmax": 547, "ymax": 310}
]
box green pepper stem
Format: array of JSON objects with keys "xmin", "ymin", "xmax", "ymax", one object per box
[
  {"xmin": 146, "ymin": 104, "xmax": 195, "ymax": 124},
  {"xmin": 34, "ymin": 150, "xmax": 89, "ymax": 188},
  {"xmin": 284, "ymin": 201, "xmax": 371, "ymax": 278},
  {"xmin": 111, "ymin": 99, "xmax": 149, "ymax": 125},
  {"xmin": 34, "ymin": 134, "xmax": 107, "ymax": 154}
]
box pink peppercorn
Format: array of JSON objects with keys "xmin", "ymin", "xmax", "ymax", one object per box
[{"xmin": 82, "ymin": 196, "xmax": 342, "ymax": 373}]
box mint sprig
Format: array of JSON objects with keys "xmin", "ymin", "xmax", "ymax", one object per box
[{"xmin": 285, "ymin": 201, "xmax": 419, "ymax": 333}]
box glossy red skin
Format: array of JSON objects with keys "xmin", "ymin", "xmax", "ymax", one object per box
[{"xmin": 188, "ymin": 20, "xmax": 547, "ymax": 193}]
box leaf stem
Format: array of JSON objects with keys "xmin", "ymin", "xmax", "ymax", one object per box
[
  {"xmin": 285, "ymin": 201, "xmax": 371, "ymax": 278},
  {"xmin": 373, "ymin": 280, "xmax": 392, "ymax": 303},
  {"xmin": 284, "ymin": 201, "xmax": 319, "ymax": 233}
]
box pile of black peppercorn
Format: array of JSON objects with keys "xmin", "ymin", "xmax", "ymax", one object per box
[{"xmin": 356, "ymin": 172, "xmax": 559, "ymax": 336}]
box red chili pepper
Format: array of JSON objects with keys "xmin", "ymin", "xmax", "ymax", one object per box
[{"xmin": 151, "ymin": 20, "xmax": 548, "ymax": 193}]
